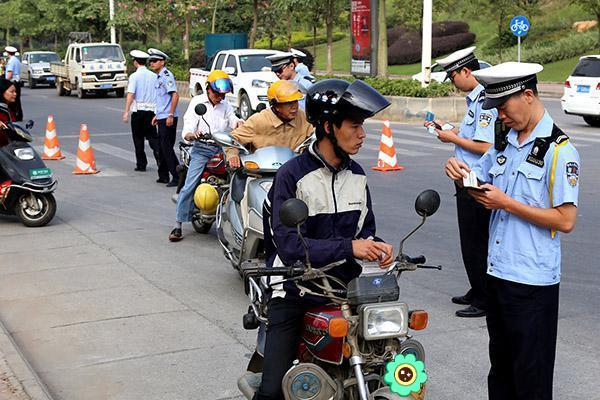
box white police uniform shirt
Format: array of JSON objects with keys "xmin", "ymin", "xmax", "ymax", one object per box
[
  {"xmin": 292, "ymin": 73, "xmax": 313, "ymax": 110},
  {"xmin": 472, "ymin": 111, "xmax": 580, "ymax": 286},
  {"xmin": 155, "ymin": 67, "xmax": 179, "ymax": 119},
  {"xmin": 182, "ymin": 94, "xmax": 240, "ymax": 143},
  {"xmin": 5, "ymin": 56, "xmax": 21, "ymax": 81},
  {"xmin": 456, "ymin": 84, "xmax": 496, "ymax": 167},
  {"xmin": 127, "ymin": 66, "xmax": 157, "ymax": 112}
]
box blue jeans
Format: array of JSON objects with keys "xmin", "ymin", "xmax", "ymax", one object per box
[{"xmin": 175, "ymin": 143, "xmax": 220, "ymax": 223}]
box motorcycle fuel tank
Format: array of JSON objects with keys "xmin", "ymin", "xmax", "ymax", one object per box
[{"xmin": 300, "ymin": 305, "xmax": 345, "ymax": 365}]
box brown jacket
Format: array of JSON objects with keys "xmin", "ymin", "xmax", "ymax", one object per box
[{"xmin": 226, "ymin": 108, "xmax": 314, "ymax": 159}]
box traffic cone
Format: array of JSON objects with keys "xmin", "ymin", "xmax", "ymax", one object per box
[
  {"xmin": 72, "ymin": 124, "xmax": 99, "ymax": 174},
  {"xmin": 372, "ymin": 120, "xmax": 404, "ymax": 172},
  {"xmin": 41, "ymin": 115, "xmax": 65, "ymax": 160}
]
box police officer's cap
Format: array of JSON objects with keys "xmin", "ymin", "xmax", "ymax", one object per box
[
  {"xmin": 290, "ymin": 48, "xmax": 306, "ymax": 59},
  {"xmin": 436, "ymin": 46, "xmax": 477, "ymax": 80},
  {"xmin": 130, "ymin": 50, "xmax": 150, "ymax": 60},
  {"xmin": 473, "ymin": 62, "xmax": 543, "ymax": 110},
  {"xmin": 147, "ymin": 48, "xmax": 169, "ymax": 61},
  {"xmin": 4, "ymin": 46, "xmax": 17, "ymax": 54},
  {"xmin": 266, "ymin": 52, "xmax": 295, "ymax": 73}
]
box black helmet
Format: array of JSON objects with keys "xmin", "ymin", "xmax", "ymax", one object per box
[{"xmin": 305, "ymin": 79, "xmax": 390, "ymax": 126}]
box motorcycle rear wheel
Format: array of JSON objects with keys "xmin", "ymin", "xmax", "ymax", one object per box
[
  {"xmin": 15, "ymin": 193, "xmax": 56, "ymax": 227},
  {"xmin": 192, "ymin": 219, "xmax": 213, "ymax": 234}
]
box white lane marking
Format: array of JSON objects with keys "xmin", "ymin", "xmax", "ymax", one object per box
[
  {"xmin": 92, "ymin": 143, "xmax": 137, "ymax": 162},
  {"xmin": 60, "ymin": 132, "xmax": 132, "ymax": 138},
  {"xmin": 360, "ymin": 143, "xmax": 432, "ymax": 157},
  {"xmin": 105, "ymin": 106, "xmax": 125, "ymax": 112},
  {"xmin": 34, "ymin": 146, "xmax": 128, "ymax": 177},
  {"xmin": 366, "ymin": 132, "xmax": 452, "ymax": 151}
]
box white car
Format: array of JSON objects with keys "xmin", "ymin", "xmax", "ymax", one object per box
[
  {"xmin": 561, "ymin": 55, "xmax": 600, "ymax": 127},
  {"xmin": 189, "ymin": 49, "xmax": 284, "ymax": 120},
  {"xmin": 21, "ymin": 51, "xmax": 60, "ymax": 88},
  {"xmin": 412, "ymin": 60, "xmax": 492, "ymax": 83}
]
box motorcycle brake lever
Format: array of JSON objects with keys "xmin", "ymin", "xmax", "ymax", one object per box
[{"xmin": 417, "ymin": 265, "xmax": 443, "ymax": 270}]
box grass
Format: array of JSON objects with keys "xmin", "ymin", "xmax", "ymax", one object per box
[{"xmin": 314, "ymin": 38, "xmax": 582, "ymax": 82}]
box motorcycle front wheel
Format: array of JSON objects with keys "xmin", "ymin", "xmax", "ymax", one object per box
[
  {"xmin": 15, "ymin": 193, "xmax": 57, "ymax": 227},
  {"xmin": 192, "ymin": 219, "xmax": 213, "ymax": 234}
]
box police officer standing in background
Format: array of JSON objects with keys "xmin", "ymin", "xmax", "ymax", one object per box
[
  {"xmin": 148, "ymin": 48, "xmax": 180, "ymax": 187},
  {"xmin": 425, "ymin": 47, "xmax": 497, "ymax": 318},
  {"xmin": 445, "ymin": 62, "xmax": 580, "ymax": 400},
  {"xmin": 290, "ymin": 48, "xmax": 311, "ymax": 79},
  {"xmin": 122, "ymin": 50, "xmax": 161, "ymax": 175},
  {"xmin": 267, "ymin": 52, "xmax": 314, "ymax": 110},
  {"xmin": 4, "ymin": 46, "xmax": 22, "ymax": 121}
]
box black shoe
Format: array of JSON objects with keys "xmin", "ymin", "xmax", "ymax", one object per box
[
  {"xmin": 156, "ymin": 178, "xmax": 169, "ymax": 183},
  {"xmin": 451, "ymin": 294, "xmax": 473, "ymax": 305},
  {"xmin": 134, "ymin": 167, "xmax": 146, "ymax": 172},
  {"xmin": 166, "ymin": 180, "xmax": 178, "ymax": 187},
  {"xmin": 455, "ymin": 305, "xmax": 486, "ymax": 318},
  {"xmin": 169, "ymin": 228, "xmax": 183, "ymax": 242}
]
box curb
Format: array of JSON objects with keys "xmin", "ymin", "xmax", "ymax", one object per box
[{"xmin": 0, "ymin": 321, "xmax": 54, "ymax": 400}]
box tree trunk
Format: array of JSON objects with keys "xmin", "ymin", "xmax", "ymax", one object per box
[
  {"xmin": 377, "ymin": 0, "xmax": 387, "ymax": 77},
  {"xmin": 312, "ymin": 24, "xmax": 317, "ymax": 63},
  {"xmin": 54, "ymin": 33, "xmax": 58, "ymax": 51},
  {"xmin": 184, "ymin": 11, "xmax": 191, "ymax": 62},
  {"xmin": 287, "ymin": 11, "xmax": 293, "ymax": 48},
  {"xmin": 212, "ymin": 0, "xmax": 219, "ymax": 34},
  {"xmin": 118, "ymin": 29, "xmax": 123, "ymax": 45},
  {"xmin": 326, "ymin": 0, "xmax": 334, "ymax": 75},
  {"xmin": 249, "ymin": 0, "xmax": 258, "ymax": 48}
]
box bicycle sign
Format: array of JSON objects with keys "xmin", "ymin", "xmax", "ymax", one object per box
[{"xmin": 510, "ymin": 15, "xmax": 530, "ymax": 37}]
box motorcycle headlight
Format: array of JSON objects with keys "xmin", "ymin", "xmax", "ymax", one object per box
[
  {"xmin": 360, "ymin": 302, "xmax": 408, "ymax": 340},
  {"xmin": 252, "ymin": 79, "xmax": 270, "ymax": 88},
  {"xmin": 14, "ymin": 148, "xmax": 35, "ymax": 160}
]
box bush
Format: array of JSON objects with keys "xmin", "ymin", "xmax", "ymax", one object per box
[
  {"xmin": 255, "ymin": 32, "xmax": 346, "ymax": 50},
  {"xmin": 432, "ymin": 21, "xmax": 470, "ymax": 37},
  {"xmin": 387, "ymin": 26, "xmax": 408, "ymax": 45},
  {"xmin": 315, "ymin": 75, "xmax": 456, "ymax": 97}
]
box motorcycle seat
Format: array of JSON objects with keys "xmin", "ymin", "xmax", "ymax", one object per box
[{"xmin": 231, "ymin": 173, "xmax": 248, "ymax": 203}]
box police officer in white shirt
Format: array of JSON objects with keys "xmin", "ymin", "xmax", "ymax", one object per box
[
  {"xmin": 122, "ymin": 50, "xmax": 161, "ymax": 173},
  {"xmin": 4, "ymin": 46, "xmax": 22, "ymax": 121}
]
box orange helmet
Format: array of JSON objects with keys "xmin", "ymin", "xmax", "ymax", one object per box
[{"xmin": 267, "ymin": 80, "xmax": 303, "ymax": 104}]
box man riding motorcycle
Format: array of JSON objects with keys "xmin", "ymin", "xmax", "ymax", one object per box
[
  {"xmin": 226, "ymin": 80, "xmax": 313, "ymax": 169},
  {"xmin": 169, "ymin": 70, "xmax": 242, "ymax": 241},
  {"xmin": 253, "ymin": 78, "xmax": 394, "ymax": 400}
]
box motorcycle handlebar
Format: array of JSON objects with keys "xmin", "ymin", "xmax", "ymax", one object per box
[{"xmin": 405, "ymin": 255, "xmax": 426, "ymax": 265}]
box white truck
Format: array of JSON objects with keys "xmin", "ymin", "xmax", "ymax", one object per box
[
  {"xmin": 51, "ymin": 42, "xmax": 128, "ymax": 98},
  {"xmin": 189, "ymin": 49, "xmax": 284, "ymax": 119}
]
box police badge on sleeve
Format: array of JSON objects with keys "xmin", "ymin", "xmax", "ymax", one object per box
[
  {"xmin": 479, "ymin": 112, "xmax": 492, "ymax": 127},
  {"xmin": 566, "ymin": 162, "xmax": 579, "ymax": 187}
]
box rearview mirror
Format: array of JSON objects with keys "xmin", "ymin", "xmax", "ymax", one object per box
[
  {"xmin": 256, "ymin": 103, "xmax": 267, "ymax": 113},
  {"xmin": 195, "ymin": 104, "xmax": 207, "ymax": 116},
  {"xmin": 223, "ymin": 66, "xmax": 236, "ymax": 76},
  {"xmin": 279, "ymin": 198, "xmax": 309, "ymax": 228},
  {"xmin": 25, "ymin": 120, "xmax": 34, "ymax": 130},
  {"xmin": 415, "ymin": 190, "xmax": 440, "ymax": 217}
]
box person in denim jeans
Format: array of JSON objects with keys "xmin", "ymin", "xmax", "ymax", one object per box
[{"xmin": 169, "ymin": 70, "xmax": 242, "ymax": 241}]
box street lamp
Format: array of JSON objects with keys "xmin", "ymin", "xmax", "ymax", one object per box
[
  {"xmin": 109, "ymin": 0, "xmax": 116, "ymax": 44},
  {"xmin": 421, "ymin": 0, "xmax": 432, "ymax": 88}
]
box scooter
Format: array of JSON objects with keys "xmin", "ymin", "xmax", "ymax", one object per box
[
  {"xmin": 0, "ymin": 103, "xmax": 57, "ymax": 227},
  {"xmin": 238, "ymin": 190, "xmax": 442, "ymax": 400},
  {"xmin": 212, "ymin": 132, "xmax": 313, "ymax": 273},
  {"xmin": 172, "ymin": 104, "xmax": 229, "ymax": 233}
]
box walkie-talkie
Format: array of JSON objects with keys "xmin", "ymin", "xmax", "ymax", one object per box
[{"xmin": 494, "ymin": 119, "xmax": 509, "ymax": 151}]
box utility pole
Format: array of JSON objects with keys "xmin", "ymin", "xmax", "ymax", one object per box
[
  {"xmin": 109, "ymin": 0, "xmax": 116, "ymax": 44},
  {"xmin": 421, "ymin": 0, "xmax": 432, "ymax": 88},
  {"xmin": 377, "ymin": 0, "xmax": 388, "ymax": 77}
]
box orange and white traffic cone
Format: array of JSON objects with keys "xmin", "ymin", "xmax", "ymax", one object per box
[
  {"xmin": 372, "ymin": 120, "xmax": 404, "ymax": 172},
  {"xmin": 41, "ymin": 115, "xmax": 65, "ymax": 160},
  {"xmin": 72, "ymin": 124, "xmax": 99, "ymax": 174}
]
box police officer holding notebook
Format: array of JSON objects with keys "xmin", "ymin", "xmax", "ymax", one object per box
[{"xmin": 445, "ymin": 62, "xmax": 580, "ymax": 400}]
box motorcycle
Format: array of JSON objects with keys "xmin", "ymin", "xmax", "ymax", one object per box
[
  {"xmin": 238, "ymin": 190, "xmax": 442, "ymax": 400},
  {"xmin": 172, "ymin": 104, "xmax": 229, "ymax": 234},
  {"xmin": 212, "ymin": 131, "xmax": 314, "ymax": 272},
  {"xmin": 0, "ymin": 103, "xmax": 57, "ymax": 227}
]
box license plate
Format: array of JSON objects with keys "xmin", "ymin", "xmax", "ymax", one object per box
[
  {"xmin": 29, "ymin": 168, "xmax": 52, "ymax": 180},
  {"xmin": 100, "ymin": 83, "xmax": 112, "ymax": 89},
  {"xmin": 46, "ymin": 76, "xmax": 55, "ymax": 81},
  {"xmin": 577, "ymin": 85, "xmax": 590, "ymax": 93}
]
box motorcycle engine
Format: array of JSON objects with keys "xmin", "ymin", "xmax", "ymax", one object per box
[{"xmin": 282, "ymin": 362, "xmax": 341, "ymax": 400}]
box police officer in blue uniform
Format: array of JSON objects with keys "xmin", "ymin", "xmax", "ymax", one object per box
[
  {"xmin": 4, "ymin": 46, "xmax": 22, "ymax": 121},
  {"xmin": 426, "ymin": 47, "xmax": 497, "ymax": 318},
  {"xmin": 148, "ymin": 48, "xmax": 180, "ymax": 186},
  {"xmin": 266, "ymin": 52, "xmax": 314, "ymax": 110},
  {"xmin": 122, "ymin": 50, "xmax": 161, "ymax": 174},
  {"xmin": 445, "ymin": 62, "xmax": 580, "ymax": 400},
  {"xmin": 290, "ymin": 48, "xmax": 310, "ymax": 79}
]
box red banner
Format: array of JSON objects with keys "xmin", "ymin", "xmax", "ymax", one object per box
[{"xmin": 351, "ymin": 0, "xmax": 371, "ymax": 75}]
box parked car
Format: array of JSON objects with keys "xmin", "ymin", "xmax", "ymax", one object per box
[
  {"xmin": 21, "ymin": 51, "xmax": 60, "ymax": 88},
  {"xmin": 189, "ymin": 49, "xmax": 285, "ymax": 119},
  {"xmin": 51, "ymin": 42, "xmax": 128, "ymax": 99},
  {"xmin": 561, "ymin": 55, "xmax": 600, "ymax": 127},
  {"xmin": 412, "ymin": 60, "xmax": 492, "ymax": 83}
]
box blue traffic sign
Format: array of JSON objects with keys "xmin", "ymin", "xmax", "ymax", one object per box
[{"xmin": 510, "ymin": 15, "xmax": 530, "ymax": 37}]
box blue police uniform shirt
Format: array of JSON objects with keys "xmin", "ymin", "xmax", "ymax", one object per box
[
  {"xmin": 472, "ymin": 111, "xmax": 580, "ymax": 286},
  {"xmin": 5, "ymin": 56, "xmax": 21, "ymax": 81},
  {"xmin": 295, "ymin": 63, "xmax": 310, "ymax": 78},
  {"xmin": 292, "ymin": 73, "xmax": 313, "ymax": 110},
  {"xmin": 456, "ymin": 84, "xmax": 496, "ymax": 168},
  {"xmin": 127, "ymin": 66, "xmax": 157, "ymax": 112},
  {"xmin": 155, "ymin": 67, "xmax": 179, "ymax": 119}
]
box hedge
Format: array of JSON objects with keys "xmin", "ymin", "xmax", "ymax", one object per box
[
  {"xmin": 388, "ymin": 32, "xmax": 476, "ymax": 65},
  {"xmin": 316, "ymin": 75, "xmax": 456, "ymax": 97},
  {"xmin": 254, "ymin": 32, "xmax": 346, "ymax": 51},
  {"xmin": 483, "ymin": 31, "xmax": 599, "ymax": 65}
]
